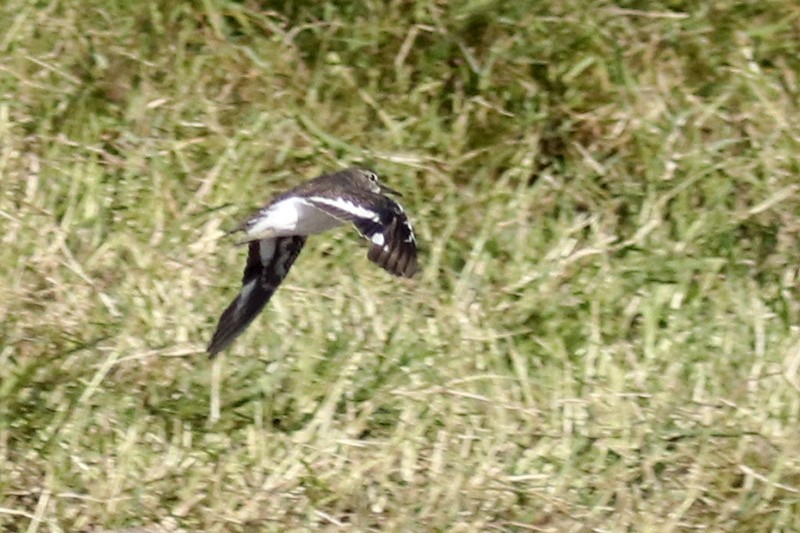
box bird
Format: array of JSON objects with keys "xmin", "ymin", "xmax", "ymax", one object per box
[{"xmin": 206, "ymin": 167, "xmax": 418, "ymax": 356}]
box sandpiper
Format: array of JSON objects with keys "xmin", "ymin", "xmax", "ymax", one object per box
[{"xmin": 207, "ymin": 167, "xmax": 418, "ymax": 356}]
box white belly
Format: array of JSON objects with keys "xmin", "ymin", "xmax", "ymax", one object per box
[{"xmin": 245, "ymin": 197, "xmax": 343, "ymax": 239}]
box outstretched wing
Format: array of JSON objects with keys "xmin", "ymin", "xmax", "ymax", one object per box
[
  {"xmin": 305, "ymin": 194, "xmax": 418, "ymax": 278},
  {"xmin": 207, "ymin": 236, "xmax": 306, "ymax": 357}
]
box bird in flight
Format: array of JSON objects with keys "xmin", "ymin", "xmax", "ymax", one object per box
[{"xmin": 207, "ymin": 167, "xmax": 418, "ymax": 356}]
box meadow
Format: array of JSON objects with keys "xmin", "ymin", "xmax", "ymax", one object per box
[{"xmin": 2, "ymin": 0, "xmax": 800, "ymax": 530}]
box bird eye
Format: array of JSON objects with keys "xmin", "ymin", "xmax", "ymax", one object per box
[{"xmin": 366, "ymin": 171, "xmax": 378, "ymax": 182}]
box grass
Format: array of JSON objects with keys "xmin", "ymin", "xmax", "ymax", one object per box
[{"xmin": 2, "ymin": 0, "xmax": 800, "ymax": 530}]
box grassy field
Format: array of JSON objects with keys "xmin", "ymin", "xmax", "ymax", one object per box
[{"xmin": 2, "ymin": 0, "xmax": 800, "ymax": 530}]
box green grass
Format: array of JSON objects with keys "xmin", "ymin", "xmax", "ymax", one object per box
[{"xmin": 2, "ymin": 0, "xmax": 800, "ymax": 530}]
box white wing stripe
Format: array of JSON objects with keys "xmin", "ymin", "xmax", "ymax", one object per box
[
  {"xmin": 307, "ymin": 196, "xmax": 381, "ymax": 223},
  {"xmin": 235, "ymin": 279, "xmax": 258, "ymax": 316},
  {"xmin": 258, "ymin": 239, "xmax": 276, "ymax": 266}
]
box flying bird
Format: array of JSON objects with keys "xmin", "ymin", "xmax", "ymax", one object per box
[{"xmin": 207, "ymin": 167, "xmax": 418, "ymax": 356}]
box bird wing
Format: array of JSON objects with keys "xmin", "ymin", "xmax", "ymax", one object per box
[
  {"xmin": 304, "ymin": 193, "xmax": 418, "ymax": 278},
  {"xmin": 207, "ymin": 235, "xmax": 306, "ymax": 356}
]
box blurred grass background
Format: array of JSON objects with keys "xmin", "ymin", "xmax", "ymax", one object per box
[{"xmin": 2, "ymin": 0, "xmax": 800, "ymax": 530}]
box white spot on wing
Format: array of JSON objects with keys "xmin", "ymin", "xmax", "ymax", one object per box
[
  {"xmin": 371, "ymin": 232, "xmax": 385, "ymax": 246},
  {"xmin": 403, "ymin": 220, "xmax": 416, "ymax": 243},
  {"xmin": 258, "ymin": 239, "xmax": 276, "ymax": 266},
  {"xmin": 236, "ymin": 279, "xmax": 257, "ymax": 315}
]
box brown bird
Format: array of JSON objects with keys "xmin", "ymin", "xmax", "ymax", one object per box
[{"xmin": 207, "ymin": 167, "xmax": 418, "ymax": 356}]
